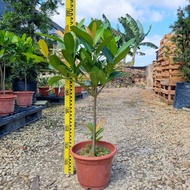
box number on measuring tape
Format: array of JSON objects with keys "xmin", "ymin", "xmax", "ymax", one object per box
[{"xmin": 64, "ymin": 0, "xmax": 76, "ymax": 172}]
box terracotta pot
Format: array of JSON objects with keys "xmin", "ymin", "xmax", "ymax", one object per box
[
  {"xmin": 54, "ymin": 87, "xmax": 64, "ymax": 96},
  {"xmin": 0, "ymin": 90, "xmax": 13, "ymax": 94},
  {"xmin": 14, "ymin": 91, "xmax": 34, "ymax": 107},
  {"xmin": 70, "ymin": 140, "xmax": 117, "ymax": 190},
  {"xmin": 0, "ymin": 94, "xmax": 17, "ymax": 116},
  {"xmin": 75, "ymin": 86, "xmax": 83, "ymax": 94},
  {"xmin": 38, "ymin": 87, "xmax": 49, "ymax": 96}
]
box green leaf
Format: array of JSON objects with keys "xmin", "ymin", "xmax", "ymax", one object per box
[
  {"xmin": 96, "ymin": 35, "xmax": 112, "ymax": 55},
  {"xmin": 48, "ymin": 76, "xmax": 64, "ymax": 86},
  {"xmin": 102, "ymin": 46, "xmax": 114, "ymax": 63},
  {"xmin": 57, "ymin": 65, "xmax": 68, "ymax": 77},
  {"xmin": 71, "ymin": 26, "xmax": 93, "ymax": 45},
  {"xmin": 108, "ymin": 71, "xmax": 125, "ymax": 81},
  {"xmin": 49, "ymin": 54, "xmax": 62, "ymax": 69},
  {"xmin": 36, "ymin": 32, "xmax": 64, "ymax": 43},
  {"xmin": 0, "ymin": 49, "xmax": 5, "ymax": 58},
  {"xmin": 64, "ymin": 33, "xmax": 75, "ymax": 54},
  {"xmin": 77, "ymin": 18, "xmax": 85, "ymax": 28},
  {"xmin": 116, "ymin": 38, "xmax": 135, "ymax": 55},
  {"xmin": 94, "ymin": 26, "xmax": 105, "ymax": 45},
  {"xmin": 90, "ymin": 66, "xmax": 99, "ymax": 87},
  {"xmin": 97, "ymin": 70, "xmax": 107, "ymax": 85},
  {"xmin": 23, "ymin": 53, "xmax": 48, "ymax": 63},
  {"xmin": 38, "ymin": 39, "xmax": 49, "ymax": 58},
  {"xmin": 114, "ymin": 46, "xmax": 130, "ymax": 64},
  {"xmin": 103, "ymin": 29, "xmax": 117, "ymax": 56},
  {"xmin": 61, "ymin": 50, "xmax": 73, "ymax": 67}
]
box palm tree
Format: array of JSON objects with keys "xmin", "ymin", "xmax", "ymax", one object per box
[{"xmin": 118, "ymin": 14, "xmax": 158, "ymax": 66}]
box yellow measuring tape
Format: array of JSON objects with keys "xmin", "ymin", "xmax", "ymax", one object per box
[{"xmin": 64, "ymin": 0, "xmax": 76, "ymax": 174}]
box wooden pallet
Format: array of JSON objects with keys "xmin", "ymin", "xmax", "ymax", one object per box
[{"xmin": 0, "ymin": 105, "xmax": 45, "ymax": 138}]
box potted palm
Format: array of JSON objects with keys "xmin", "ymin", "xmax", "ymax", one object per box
[
  {"xmin": 0, "ymin": 30, "xmax": 17, "ymax": 116},
  {"xmin": 29, "ymin": 19, "xmax": 134, "ymax": 189}
]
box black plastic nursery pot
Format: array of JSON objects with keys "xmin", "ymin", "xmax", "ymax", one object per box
[
  {"xmin": 173, "ymin": 82, "xmax": 190, "ymax": 109},
  {"xmin": 12, "ymin": 79, "xmax": 37, "ymax": 104}
]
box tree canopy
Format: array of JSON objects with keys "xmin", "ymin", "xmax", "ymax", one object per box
[
  {"xmin": 0, "ymin": 0, "xmax": 64, "ymax": 41},
  {"xmin": 118, "ymin": 14, "xmax": 158, "ymax": 66},
  {"xmin": 170, "ymin": 1, "xmax": 190, "ymax": 82}
]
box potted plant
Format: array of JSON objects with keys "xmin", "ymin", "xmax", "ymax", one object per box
[
  {"xmin": 0, "ymin": 30, "xmax": 17, "ymax": 116},
  {"xmin": 51, "ymin": 79, "xmax": 65, "ymax": 97},
  {"xmin": 11, "ymin": 34, "xmax": 41, "ymax": 107},
  {"xmin": 170, "ymin": 4, "xmax": 190, "ymax": 108},
  {"xmin": 29, "ymin": 19, "xmax": 134, "ymax": 189},
  {"xmin": 37, "ymin": 77, "xmax": 50, "ymax": 96}
]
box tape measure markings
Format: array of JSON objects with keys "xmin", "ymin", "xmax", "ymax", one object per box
[{"xmin": 64, "ymin": 0, "xmax": 76, "ymax": 174}]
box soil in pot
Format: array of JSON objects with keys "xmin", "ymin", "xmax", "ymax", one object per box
[{"xmin": 70, "ymin": 140, "xmax": 117, "ymax": 190}]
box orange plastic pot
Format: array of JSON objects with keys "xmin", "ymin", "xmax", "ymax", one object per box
[
  {"xmin": 14, "ymin": 91, "xmax": 34, "ymax": 107},
  {"xmin": 38, "ymin": 87, "xmax": 49, "ymax": 96},
  {"xmin": 70, "ymin": 140, "xmax": 117, "ymax": 190},
  {"xmin": 75, "ymin": 86, "xmax": 83, "ymax": 94},
  {"xmin": 53, "ymin": 87, "xmax": 64, "ymax": 96},
  {"xmin": 0, "ymin": 94, "xmax": 17, "ymax": 116}
]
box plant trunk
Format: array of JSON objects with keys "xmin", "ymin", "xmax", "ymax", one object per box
[
  {"xmin": 24, "ymin": 73, "xmax": 27, "ymax": 91},
  {"xmin": 2, "ymin": 64, "xmax": 5, "ymax": 95},
  {"xmin": 92, "ymin": 87, "xmax": 97, "ymax": 156}
]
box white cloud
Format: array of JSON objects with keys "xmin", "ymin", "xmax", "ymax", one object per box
[{"xmin": 51, "ymin": 0, "xmax": 188, "ymax": 66}]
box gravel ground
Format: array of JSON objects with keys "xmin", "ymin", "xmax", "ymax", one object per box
[{"xmin": 0, "ymin": 87, "xmax": 190, "ymax": 190}]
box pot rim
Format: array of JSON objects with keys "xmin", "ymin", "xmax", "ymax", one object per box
[{"xmin": 70, "ymin": 140, "xmax": 117, "ymax": 161}]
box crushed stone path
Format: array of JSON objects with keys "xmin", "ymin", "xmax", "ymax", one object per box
[{"xmin": 0, "ymin": 87, "xmax": 190, "ymax": 190}]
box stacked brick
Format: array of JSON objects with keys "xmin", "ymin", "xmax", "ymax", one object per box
[{"xmin": 153, "ymin": 33, "xmax": 184, "ymax": 104}]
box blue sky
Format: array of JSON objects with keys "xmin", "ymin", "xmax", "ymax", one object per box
[{"xmin": 52, "ymin": 0, "xmax": 189, "ymax": 66}]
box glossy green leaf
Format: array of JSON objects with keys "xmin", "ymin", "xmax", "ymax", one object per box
[
  {"xmin": 96, "ymin": 35, "xmax": 112, "ymax": 55},
  {"xmin": 61, "ymin": 50, "xmax": 73, "ymax": 67},
  {"xmin": 97, "ymin": 70, "xmax": 107, "ymax": 85},
  {"xmin": 36, "ymin": 32, "xmax": 64, "ymax": 43},
  {"xmin": 49, "ymin": 54, "xmax": 62, "ymax": 69},
  {"xmin": 77, "ymin": 18, "xmax": 85, "ymax": 28},
  {"xmin": 102, "ymin": 46, "xmax": 114, "ymax": 64},
  {"xmin": 23, "ymin": 53, "xmax": 48, "ymax": 63},
  {"xmin": 90, "ymin": 66, "xmax": 99, "ymax": 87},
  {"xmin": 48, "ymin": 75, "xmax": 63, "ymax": 86},
  {"xmin": 0, "ymin": 49, "xmax": 5, "ymax": 58},
  {"xmin": 103, "ymin": 29, "xmax": 117, "ymax": 56},
  {"xmin": 114, "ymin": 46, "xmax": 130, "ymax": 64},
  {"xmin": 64, "ymin": 33, "xmax": 75, "ymax": 54},
  {"xmin": 71, "ymin": 26, "xmax": 93, "ymax": 45},
  {"xmin": 108, "ymin": 71, "xmax": 125, "ymax": 81},
  {"xmin": 94, "ymin": 26, "xmax": 104, "ymax": 45},
  {"xmin": 117, "ymin": 38, "xmax": 135, "ymax": 56},
  {"xmin": 57, "ymin": 65, "xmax": 68, "ymax": 77}
]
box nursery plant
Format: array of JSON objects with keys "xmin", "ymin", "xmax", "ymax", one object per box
[
  {"xmin": 0, "ymin": 30, "xmax": 17, "ymax": 93},
  {"xmin": 11, "ymin": 33, "xmax": 40, "ymax": 90},
  {"xmin": 28, "ymin": 18, "xmax": 134, "ymax": 189},
  {"xmin": 0, "ymin": 30, "xmax": 17, "ymax": 116}
]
